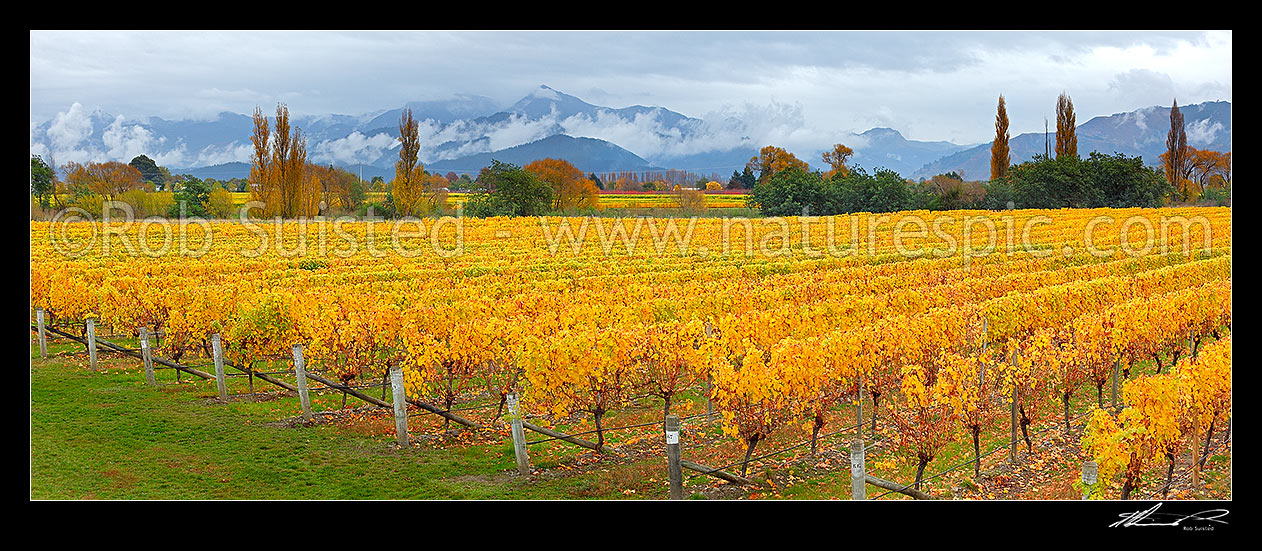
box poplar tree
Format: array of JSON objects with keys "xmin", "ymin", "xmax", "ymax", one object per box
[
  {"xmin": 271, "ymin": 104, "xmax": 311, "ymax": 217},
  {"xmin": 1165, "ymin": 99, "xmax": 1189, "ymax": 202},
  {"xmin": 249, "ymin": 106, "xmax": 271, "ymax": 210},
  {"xmin": 1055, "ymin": 92, "xmax": 1077, "ymax": 159},
  {"xmin": 392, "ymin": 108, "xmax": 426, "ymax": 216},
  {"xmin": 249, "ymin": 103, "xmax": 313, "ymax": 218},
  {"xmin": 990, "ymin": 94, "xmax": 1010, "ymax": 181}
]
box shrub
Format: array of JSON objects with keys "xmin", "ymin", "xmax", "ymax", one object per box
[
  {"xmin": 207, "ymin": 188, "xmax": 235, "ymax": 219},
  {"xmin": 1200, "ymin": 184, "xmax": 1231, "ymax": 207},
  {"xmin": 464, "ymin": 192, "xmax": 515, "ymax": 218},
  {"xmin": 674, "ymin": 188, "xmax": 707, "ymax": 214},
  {"xmin": 167, "ymin": 176, "xmax": 213, "ymax": 218},
  {"xmin": 359, "ymin": 200, "xmax": 397, "ymax": 219}
]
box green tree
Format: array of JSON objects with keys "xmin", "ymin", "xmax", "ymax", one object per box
[
  {"xmin": 979, "ymin": 178, "xmax": 1016, "ymax": 210},
  {"xmin": 455, "ymin": 174, "xmax": 474, "ymax": 191},
  {"xmin": 168, "ymin": 175, "xmax": 213, "ymax": 218},
  {"xmin": 746, "ymin": 167, "xmax": 832, "ymax": 216},
  {"xmin": 727, "ymin": 167, "xmax": 757, "ymax": 190},
  {"xmin": 469, "ymin": 160, "xmax": 552, "ymax": 217},
  {"xmin": 158, "ymin": 167, "xmax": 174, "ymax": 191},
  {"xmin": 31, "ymin": 155, "xmax": 56, "ymax": 208},
  {"xmin": 832, "ymin": 167, "xmax": 915, "ymax": 213},
  {"xmin": 347, "ymin": 177, "xmax": 367, "ymax": 210},
  {"xmin": 740, "ymin": 166, "xmax": 757, "ymax": 189},
  {"xmin": 1006, "ymin": 154, "xmax": 1088, "ymax": 208},
  {"xmin": 1081, "ymin": 152, "xmax": 1171, "ymax": 208},
  {"xmin": 747, "ymin": 165, "xmax": 919, "ymax": 216},
  {"xmin": 129, "ymin": 155, "xmax": 165, "ymax": 189},
  {"xmin": 1000, "ymin": 152, "xmax": 1169, "ymax": 209}
]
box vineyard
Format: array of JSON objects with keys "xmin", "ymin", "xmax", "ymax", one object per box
[{"xmin": 29, "ymin": 206, "xmax": 1231, "ymax": 500}]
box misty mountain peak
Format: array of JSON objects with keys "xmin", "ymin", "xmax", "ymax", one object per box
[
  {"xmin": 507, "ymin": 85, "xmax": 598, "ymax": 120},
  {"xmin": 861, "ymin": 127, "xmax": 903, "ymax": 139},
  {"xmin": 531, "ymin": 84, "xmax": 560, "ymax": 99}
]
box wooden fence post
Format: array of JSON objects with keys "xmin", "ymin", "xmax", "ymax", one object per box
[
  {"xmin": 292, "ymin": 343, "xmax": 312, "ymax": 423},
  {"xmin": 981, "ymin": 317, "xmax": 988, "ymax": 350},
  {"xmin": 1081, "ymin": 461, "xmax": 1098, "ymax": 500},
  {"xmin": 979, "ymin": 318, "xmax": 988, "ymax": 385},
  {"xmin": 212, "ymin": 333, "xmax": 227, "ymax": 400},
  {"xmin": 1010, "ymin": 346, "xmax": 1021, "ymax": 465},
  {"xmin": 1010, "ymin": 388, "xmax": 1019, "ymax": 465},
  {"xmin": 86, "ymin": 318, "xmax": 98, "ymax": 371},
  {"xmin": 139, "ymin": 327, "xmax": 156, "ymax": 386},
  {"xmin": 855, "ymin": 376, "xmax": 864, "ymax": 433},
  {"xmin": 507, "ymin": 392, "xmax": 530, "ymax": 476},
  {"xmin": 706, "ymin": 376, "xmax": 713, "ymax": 418},
  {"xmin": 390, "ymin": 366, "xmax": 409, "ymax": 448},
  {"xmin": 36, "ymin": 308, "xmax": 48, "ymax": 359},
  {"xmin": 850, "ymin": 437, "xmax": 866, "ymax": 501},
  {"xmin": 1111, "ymin": 358, "xmax": 1120, "ymax": 412},
  {"xmin": 666, "ymin": 414, "xmax": 682, "ymax": 499},
  {"xmin": 704, "ymin": 321, "xmax": 714, "ymax": 418},
  {"xmin": 1190, "ymin": 413, "xmax": 1201, "ymax": 498}
]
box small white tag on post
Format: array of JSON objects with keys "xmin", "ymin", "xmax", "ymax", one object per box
[{"xmin": 665, "ymin": 430, "xmax": 679, "ymax": 445}]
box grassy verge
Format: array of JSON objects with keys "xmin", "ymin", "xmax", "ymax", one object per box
[{"xmin": 30, "ymin": 339, "xmax": 674, "ymax": 500}]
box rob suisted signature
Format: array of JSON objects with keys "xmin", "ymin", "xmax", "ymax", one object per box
[{"xmin": 1110, "ymin": 502, "xmax": 1229, "ymax": 529}]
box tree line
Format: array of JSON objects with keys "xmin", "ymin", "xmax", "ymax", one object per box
[
  {"xmin": 593, "ymin": 169, "xmax": 727, "ymax": 191},
  {"xmin": 30, "ymin": 154, "xmax": 248, "ymax": 219},
  {"xmin": 745, "ymin": 92, "xmax": 1230, "ymax": 216}
]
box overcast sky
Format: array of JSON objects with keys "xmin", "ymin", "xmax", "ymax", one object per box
[{"xmin": 30, "ymin": 30, "xmax": 1231, "ymax": 149}]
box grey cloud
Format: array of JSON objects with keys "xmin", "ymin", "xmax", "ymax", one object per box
[
  {"xmin": 30, "ymin": 30, "xmax": 1229, "ymax": 164},
  {"xmin": 1108, "ymin": 69, "xmax": 1177, "ymax": 109},
  {"xmin": 1186, "ymin": 119, "xmax": 1224, "ymax": 146}
]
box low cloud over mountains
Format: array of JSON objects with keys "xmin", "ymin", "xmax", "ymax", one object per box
[{"xmin": 30, "ymin": 85, "xmax": 1230, "ymax": 182}]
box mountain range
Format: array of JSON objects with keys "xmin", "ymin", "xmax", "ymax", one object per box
[
  {"xmin": 916, "ymin": 101, "xmax": 1232, "ymax": 180},
  {"xmin": 29, "ymin": 85, "xmax": 1230, "ymax": 183}
]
